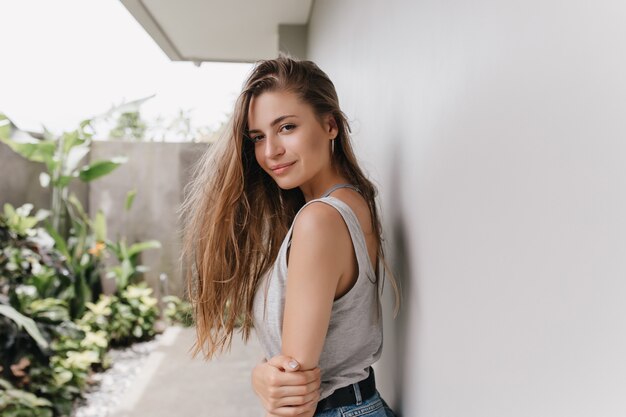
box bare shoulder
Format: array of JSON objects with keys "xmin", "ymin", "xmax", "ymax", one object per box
[
  {"xmin": 290, "ymin": 201, "xmax": 352, "ymax": 264},
  {"xmin": 293, "ymin": 201, "xmax": 346, "ymax": 236}
]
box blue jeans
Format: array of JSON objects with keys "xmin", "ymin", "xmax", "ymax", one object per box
[{"xmin": 313, "ymin": 388, "xmax": 397, "ymax": 417}]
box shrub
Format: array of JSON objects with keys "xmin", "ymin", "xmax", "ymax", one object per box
[
  {"xmin": 162, "ymin": 295, "xmax": 194, "ymax": 327},
  {"xmin": 79, "ymin": 283, "xmax": 159, "ymax": 347}
]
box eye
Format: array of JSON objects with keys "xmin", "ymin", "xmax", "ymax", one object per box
[
  {"xmin": 281, "ymin": 123, "xmax": 296, "ymax": 133},
  {"xmin": 248, "ymin": 134, "xmax": 264, "ymax": 143},
  {"xmin": 247, "ymin": 124, "xmax": 295, "ymax": 143}
]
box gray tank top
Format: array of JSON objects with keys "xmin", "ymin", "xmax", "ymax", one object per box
[{"xmin": 252, "ymin": 183, "xmax": 383, "ymax": 401}]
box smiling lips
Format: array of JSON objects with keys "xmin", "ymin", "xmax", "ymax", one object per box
[{"xmin": 270, "ymin": 161, "xmax": 296, "ymax": 174}]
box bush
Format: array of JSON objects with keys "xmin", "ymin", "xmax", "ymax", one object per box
[
  {"xmin": 162, "ymin": 295, "xmax": 194, "ymax": 327},
  {"xmin": 79, "ymin": 283, "xmax": 159, "ymax": 347},
  {"xmin": 0, "ymin": 204, "xmax": 163, "ymax": 416},
  {"xmin": 0, "ymin": 378, "xmax": 54, "ymax": 417}
]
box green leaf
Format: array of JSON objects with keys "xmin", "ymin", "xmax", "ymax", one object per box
[
  {"xmin": 127, "ymin": 240, "xmax": 161, "ymax": 257},
  {"xmin": 78, "ymin": 156, "xmax": 127, "ymax": 182},
  {"xmin": 67, "ymin": 193, "xmax": 89, "ymax": 222},
  {"xmin": 64, "ymin": 143, "xmax": 90, "ymax": 175},
  {"xmin": 0, "ymin": 136, "xmax": 56, "ymax": 163},
  {"xmin": 43, "ymin": 221, "xmax": 70, "ymax": 260},
  {"xmin": 21, "ymin": 217, "xmax": 38, "ymax": 230},
  {"xmin": 29, "ymin": 299, "xmax": 70, "ymax": 323},
  {"xmin": 124, "ymin": 284, "xmax": 153, "ymax": 299},
  {"xmin": 125, "ymin": 189, "xmax": 137, "ymax": 211},
  {"xmin": 3, "ymin": 203, "xmax": 41, "ymax": 235},
  {"xmin": 0, "ymin": 304, "xmax": 49, "ymax": 349},
  {"xmin": 105, "ymin": 240, "xmax": 122, "ymax": 259},
  {"xmin": 79, "ymin": 118, "xmax": 93, "ymax": 130},
  {"xmin": 94, "ymin": 210, "xmax": 107, "ymax": 241},
  {"xmin": 61, "ymin": 129, "xmax": 85, "ymax": 154},
  {"xmin": 0, "ymin": 387, "xmax": 53, "ymax": 412},
  {"xmin": 119, "ymin": 238, "xmax": 129, "ymax": 260},
  {"xmin": 54, "ymin": 174, "xmax": 73, "ymax": 188},
  {"xmin": 44, "ymin": 158, "xmax": 59, "ymax": 176},
  {"xmin": 3, "ymin": 202, "xmax": 16, "ymax": 218},
  {"xmin": 0, "ymin": 113, "xmax": 12, "ymax": 139},
  {"xmin": 119, "ymin": 259, "xmax": 133, "ymax": 289}
]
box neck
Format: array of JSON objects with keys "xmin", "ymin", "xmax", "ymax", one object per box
[{"xmin": 300, "ymin": 167, "xmax": 349, "ymax": 203}]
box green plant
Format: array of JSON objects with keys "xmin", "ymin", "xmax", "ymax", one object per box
[
  {"xmin": 0, "ymin": 204, "xmax": 77, "ymax": 314},
  {"xmin": 101, "ymin": 95, "xmax": 153, "ymax": 141},
  {"xmin": 0, "ymin": 294, "xmax": 105, "ymax": 416},
  {"xmin": 162, "ymin": 295, "xmax": 194, "ymax": 327},
  {"xmin": 78, "ymin": 296, "xmax": 113, "ymax": 335},
  {"xmin": 0, "ymin": 378, "xmax": 53, "ymax": 417},
  {"xmin": 45, "ymin": 195, "xmax": 109, "ymax": 318},
  {"xmin": 105, "ymin": 237, "xmax": 161, "ymax": 291},
  {"xmin": 103, "ymin": 189, "xmax": 161, "ymax": 292},
  {"xmin": 0, "ymin": 110, "xmax": 125, "ymax": 318},
  {"xmin": 0, "ymin": 304, "xmax": 49, "ymax": 351},
  {"xmin": 25, "ymin": 320, "xmax": 103, "ymax": 416},
  {"xmin": 1, "ymin": 203, "xmax": 50, "ymax": 237},
  {"xmin": 1, "ymin": 202, "xmax": 99, "ymax": 320},
  {"xmin": 0, "ymin": 113, "xmax": 127, "ymax": 240},
  {"xmin": 108, "ymin": 111, "xmax": 147, "ymax": 141},
  {"xmin": 0, "ymin": 205, "xmax": 113, "ymax": 416},
  {"xmin": 79, "ymin": 283, "xmax": 159, "ymax": 347},
  {"xmin": 101, "ymin": 96, "xmax": 215, "ymax": 142},
  {"xmin": 0, "ymin": 111, "xmax": 165, "ymax": 415},
  {"xmin": 1, "ymin": 301, "xmax": 110, "ymax": 416},
  {"xmin": 114, "ymin": 284, "xmax": 159, "ymax": 343}
]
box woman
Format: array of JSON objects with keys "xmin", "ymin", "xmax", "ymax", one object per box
[{"xmin": 179, "ymin": 54, "xmax": 400, "ymax": 417}]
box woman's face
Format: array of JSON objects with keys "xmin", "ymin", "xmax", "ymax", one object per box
[{"xmin": 247, "ymin": 89, "xmax": 337, "ymax": 190}]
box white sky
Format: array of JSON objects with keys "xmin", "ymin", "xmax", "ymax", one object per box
[{"xmin": 0, "ymin": 0, "xmax": 254, "ymax": 138}]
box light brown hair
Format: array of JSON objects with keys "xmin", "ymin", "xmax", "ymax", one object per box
[{"xmin": 179, "ymin": 53, "xmax": 400, "ymax": 361}]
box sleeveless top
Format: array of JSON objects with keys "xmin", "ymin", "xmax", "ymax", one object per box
[{"xmin": 251, "ymin": 183, "xmax": 383, "ymax": 401}]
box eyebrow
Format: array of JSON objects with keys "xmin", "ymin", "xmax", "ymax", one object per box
[{"xmin": 247, "ymin": 114, "xmax": 298, "ymax": 134}]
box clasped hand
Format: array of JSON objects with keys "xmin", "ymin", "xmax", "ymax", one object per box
[{"xmin": 251, "ymin": 355, "xmax": 322, "ymax": 417}]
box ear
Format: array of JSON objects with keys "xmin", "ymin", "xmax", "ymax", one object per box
[{"xmin": 324, "ymin": 113, "xmax": 338, "ymax": 139}]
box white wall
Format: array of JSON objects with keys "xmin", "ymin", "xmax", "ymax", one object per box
[{"xmin": 307, "ymin": 1, "xmax": 626, "ymax": 416}]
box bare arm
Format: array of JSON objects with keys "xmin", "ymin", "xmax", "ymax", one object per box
[
  {"xmin": 251, "ymin": 202, "xmax": 351, "ymax": 417},
  {"xmin": 251, "ymin": 355, "xmax": 321, "ymax": 417},
  {"xmin": 278, "ymin": 202, "xmax": 351, "ymax": 416}
]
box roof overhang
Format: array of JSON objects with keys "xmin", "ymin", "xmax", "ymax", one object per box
[{"xmin": 120, "ymin": 0, "xmax": 313, "ymax": 64}]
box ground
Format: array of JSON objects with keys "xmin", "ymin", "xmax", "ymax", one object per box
[{"xmin": 109, "ymin": 326, "xmax": 265, "ymax": 417}]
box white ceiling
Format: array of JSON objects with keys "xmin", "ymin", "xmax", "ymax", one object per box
[{"xmin": 121, "ymin": 0, "xmax": 313, "ymax": 64}]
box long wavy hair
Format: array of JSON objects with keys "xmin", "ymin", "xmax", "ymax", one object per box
[{"xmin": 179, "ymin": 53, "xmax": 400, "ymax": 361}]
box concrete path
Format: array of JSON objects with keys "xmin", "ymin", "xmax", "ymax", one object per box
[{"xmin": 110, "ymin": 325, "xmax": 266, "ymax": 417}]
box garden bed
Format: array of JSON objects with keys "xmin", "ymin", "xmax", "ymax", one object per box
[{"xmin": 71, "ymin": 329, "xmax": 164, "ymax": 417}]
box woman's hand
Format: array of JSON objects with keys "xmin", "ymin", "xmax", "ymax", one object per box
[{"xmin": 252, "ymin": 354, "xmax": 322, "ymax": 417}]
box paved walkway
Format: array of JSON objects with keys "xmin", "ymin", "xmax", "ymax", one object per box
[{"xmin": 110, "ymin": 325, "xmax": 266, "ymax": 417}]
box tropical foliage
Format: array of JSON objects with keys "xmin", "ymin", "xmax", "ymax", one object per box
[{"xmin": 0, "ymin": 112, "xmax": 193, "ymax": 416}]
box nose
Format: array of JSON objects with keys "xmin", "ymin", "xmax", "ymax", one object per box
[{"xmin": 264, "ymin": 133, "xmax": 285, "ymax": 159}]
